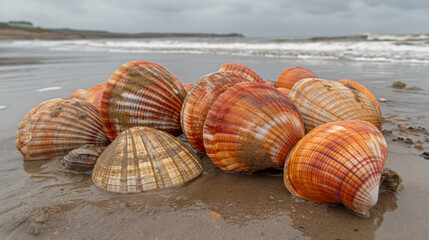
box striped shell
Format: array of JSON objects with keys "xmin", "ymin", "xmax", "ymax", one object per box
[
  {"xmin": 182, "ymin": 83, "xmax": 193, "ymax": 94},
  {"xmin": 264, "ymin": 80, "xmax": 277, "ymax": 87},
  {"xmin": 92, "ymin": 127, "xmax": 203, "ymax": 194},
  {"xmin": 70, "ymin": 89, "xmax": 87, "ymax": 100},
  {"xmin": 203, "ymin": 82, "xmax": 305, "ymax": 172},
  {"xmin": 16, "ymin": 98, "xmax": 111, "ymax": 160},
  {"xmin": 85, "ymin": 82, "xmax": 107, "ymax": 111},
  {"xmin": 100, "ymin": 61, "xmax": 187, "ymax": 140},
  {"xmin": 338, "ymin": 79, "xmax": 381, "ymax": 114},
  {"xmin": 277, "ymin": 66, "xmax": 318, "ymax": 89},
  {"xmin": 181, "ymin": 71, "xmax": 249, "ymax": 154},
  {"xmin": 284, "ymin": 120, "xmax": 388, "ymax": 216},
  {"xmin": 219, "ymin": 63, "xmax": 264, "ymax": 83},
  {"xmin": 277, "ymin": 87, "xmax": 290, "ymax": 96},
  {"xmin": 289, "ymin": 78, "xmax": 382, "ymax": 132}
]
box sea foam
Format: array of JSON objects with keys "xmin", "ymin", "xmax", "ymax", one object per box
[{"xmin": 37, "ymin": 86, "xmax": 62, "ymax": 92}]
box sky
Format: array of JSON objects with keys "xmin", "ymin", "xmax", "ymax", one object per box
[{"xmin": 1, "ymin": 0, "xmax": 429, "ymax": 37}]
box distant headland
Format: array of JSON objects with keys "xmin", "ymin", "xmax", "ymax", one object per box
[{"xmin": 0, "ymin": 20, "xmax": 245, "ymax": 40}]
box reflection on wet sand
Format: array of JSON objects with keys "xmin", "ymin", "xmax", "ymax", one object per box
[{"xmin": 5, "ymin": 154, "xmax": 399, "ymax": 239}]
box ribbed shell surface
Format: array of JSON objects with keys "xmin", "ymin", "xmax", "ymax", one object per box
[
  {"xmin": 85, "ymin": 82, "xmax": 107, "ymax": 111},
  {"xmin": 284, "ymin": 120, "xmax": 387, "ymax": 216},
  {"xmin": 264, "ymin": 80, "xmax": 277, "ymax": 87},
  {"xmin": 181, "ymin": 71, "xmax": 249, "ymax": 154},
  {"xmin": 203, "ymin": 82, "xmax": 305, "ymax": 172},
  {"xmin": 289, "ymin": 78, "xmax": 382, "ymax": 132},
  {"xmin": 100, "ymin": 61, "xmax": 187, "ymax": 141},
  {"xmin": 277, "ymin": 66, "xmax": 318, "ymax": 89},
  {"xmin": 92, "ymin": 127, "xmax": 203, "ymax": 194},
  {"xmin": 70, "ymin": 89, "xmax": 87, "ymax": 100},
  {"xmin": 338, "ymin": 78, "xmax": 381, "ymax": 114},
  {"xmin": 182, "ymin": 83, "xmax": 193, "ymax": 94},
  {"xmin": 277, "ymin": 87, "xmax": 290, "ymax": 97},
  {"xmin": 219, "ymin": 63, "xmax": 264, "ymax": 83},
  {"xmin": 16, "ymin": 98, "xmax": 111, "ymax": 160}
]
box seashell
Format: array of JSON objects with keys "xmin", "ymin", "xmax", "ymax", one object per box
[
  {"xmin": 264, "ymin": 79, "xmax": 277, "ymax": 87},
  {"xmin": 182, "ymin": 83, "xmax": 193, "ymax": 94},
  {"xmin": 203, "ymin": 82, "xmax": 305, "ymax": 172},
  {"xmin": 338, "ymin": 78, "xmax": 381, "ymax": 114},
  {"xmin": 181, "ymin": 71, "xmax": 249, "ymax": 154},
  {"xmin": 100, "ymin": 61, "xmax": 187, "ymax": 141},
  {"xmin": 284, "ymin": 120, "xmax": 388, "ymax": 216},
  {"xmin": 62, "ymin": 144, "xmax": 106, "ymax": 172},
  {"xmin": 70, "ymin": 89, "xmax": 87, "ymax": 100},
  {"xmin": 16, "ymin": 98, "xmax": 111, "ymax": 160},
  {"xmin": 92, "ymin": 127, "xmax": 203, "ymax": 194},
  {"xmin": 277, "ymin": 66, "xmax": 318, "ymax": 90},
  {"xmin": 289, "ymin": 78, "xmax": 382, "ymax": 132},
  {"xmin": 219, "ymin": 63, "xmax": 264, "ymax": 83},
  {"xmin": 85, "ymin": 82, "xmax": 107, "ymax": 111},
  {"xmin": 277, "ymin": 87, "xmax": 290, "ymax": 96}
]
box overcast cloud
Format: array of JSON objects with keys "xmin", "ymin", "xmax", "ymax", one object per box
[{"xmin": 1, "ymin": 0, "xmax": 428, "ymax": 37}]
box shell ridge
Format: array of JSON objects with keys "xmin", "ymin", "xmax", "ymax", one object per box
[
  {"xmin": 139, "ymin": 129, "xmax": 162, "ymax": 190},
  {"xmin": 130, "ymin": 129, "xmax": 143, "ymax": 192}
]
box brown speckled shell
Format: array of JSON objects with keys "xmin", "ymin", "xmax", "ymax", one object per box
[
  {"xmin": 181, "ymin": 71, "xmax": 249, "ymax": 154},
  {"xmin": 62, "ymin": 144, "xmax": 106, "ymax": 172},
  {"xmin": 284, "ymin": 120, "xmax": 387, "ymax": 216},
  {"xmin": 338, "ymin": 79, "xmax": 381, "ymax": 114},
  {"xmin": 219, "ymin": 63, "xmax": 264, "ymax": 83},
  {"xmin": 92, "ymin": 127, "xmax": 203, "ymax": 194},
  {"xmin": 203, "ymin": 82, "xmax": 305, "ymax": 172},
  {"xmin": 277, "ymin": 66, "xmax": 318, "ymax": 89},
  {"xmin": 16, "ymin": 98, "xmax": 111, "ymax": 160},
  {"xmin": 289, "ymin": 78, "xmax": 382, "ymax": 132},
  {"xmin": 100, "ymin": 61, "xmax": 187, "ymax": 141}
]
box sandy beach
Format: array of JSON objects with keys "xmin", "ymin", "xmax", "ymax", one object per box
[{"xmin": 1, "ymin": 40, "xmax": 429, "ymax": 239}]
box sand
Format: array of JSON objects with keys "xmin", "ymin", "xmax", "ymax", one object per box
[{"xmin": 0, "ymin": 45, "xmax": 428, "ymax": 239}]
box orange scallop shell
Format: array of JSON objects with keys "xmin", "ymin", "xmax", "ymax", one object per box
[
  {"xmin": 203, "ymin": 82, "xmax": 305, "ymax": 172},
  {"xmin": 338, "ymin": 78, "xmax": 381, "ymax": 114},
  {"xmin": 289, "ymin": 78, "xmax": 382, "ymax": 132},
  {"xmin": 284, "ymin": 120, "xmax": 387, "ymax": 216},
  {"xmin": 70, "ymin": 89, "xmax": 87, "ymax": 100},
  {"xmin": 100, "ymin": 61, "xmax": 187, "ymax": 141},
  {"xmin": 277, "ymin": 87, "xmax": 290, "ymax": 96},
  {"xmin": 219, "ymin": 63, "xmax": 264, "ymax": 83},
  {"xmin": 181, "ymin": 71, "xmax": 249, "ymax": 154},
  {"xmin": 85, "ymin": 82, "xmax": 107, "ymax": 111},
  {"xmin": 277, "ymin": 66, "xmax": 318, "ymax": 89},
  {"xmin": 16, "ymin": 98, "xmax": 111, "ymax": 160},
  {"xmin": 182, "ymin": 83, "xmax": 193, "ymax": 94}
]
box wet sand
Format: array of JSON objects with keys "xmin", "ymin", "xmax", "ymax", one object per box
[{"xmin": 1, "ymin": 45, "xmax": 429, "ymax": 239}]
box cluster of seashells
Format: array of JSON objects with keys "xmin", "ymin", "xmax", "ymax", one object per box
[{"xmin": 16, "ymin": 61, "xmax": 390, "ymax": 216}]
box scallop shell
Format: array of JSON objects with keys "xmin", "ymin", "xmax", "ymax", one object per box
[
  {"xmin": 92, "ymin": 127, "xmax": 203, "ymax": 194},
  {"xmin": 85, "ymin": 82, "xmax": 107, "ymax": 111},
  {"xmin": 182, "ymin": 83, "xmax": 193, "ymax": 94},
  {"xmin": 16, "ymin": 98, "xmax": 111, "ymax": 160},
  {"xmin": 203, "ymin": 82, "xmax": 305, "ymax": 172},
  {"xmin": 100, "ymin": 61, "xmax": 187, "ymax": 141},
  {"xmin": 338, "ymin": 78, "xmax": 381, "ymax": 114},
  {"xmin": 264, "ymin": 80, "xmax": 277, "ymax": 87},
  {"xmin": 289, "ymin": 78, "xmax": 382, "ymax": 132},
  {"xmin": 62, "ymin": 144, "xmax": 106, "ymax": 172},
  {"xmin": 219, "ymin": 63, "xmax": 264, "ymax": 83},
  {"xmin": 277, "ymin": 87, "xmax": 290, "ymax": 96},
  {"xmin": 277, "ymin": 66, "xmax": 318, "ymax": 89},
  {"xmin": 284, "ymin": 120, "xmax": 388, "ymax": 216},
  {"xmin": 70, "ymin": 89, "xmax": 87, "ymax": 100},
  {"xmin": 181, "ymin": 71, "xmax": 249, "ymax": 154}
]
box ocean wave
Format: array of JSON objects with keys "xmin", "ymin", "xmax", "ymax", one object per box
[
  {"xmin": 0, "ymin": 105, "xmax": 7, "ymax": 110},
  {"xmin": 37, "ymin": 86, "xmax": 62, "ymax": 92},
  {"xmin": 7, "ymin": 36, "xmax": 429, "ymax": 63}
]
